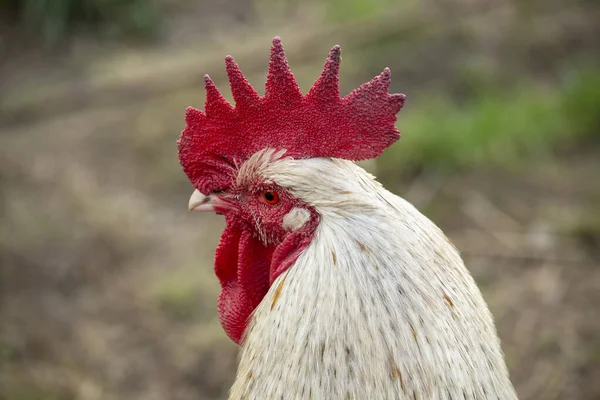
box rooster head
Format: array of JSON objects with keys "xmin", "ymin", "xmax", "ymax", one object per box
[{"xmin": 178, "ymin": 37, "xmax": 405, "ymax": 344}]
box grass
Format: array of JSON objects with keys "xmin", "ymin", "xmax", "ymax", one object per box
[
  {"xmin": 379, "ymin": 68, "xmax": 600, "ymax": 174},
  {"xmin": 1, "ymin": 0, "xmax": 161, "ymax": 46}
]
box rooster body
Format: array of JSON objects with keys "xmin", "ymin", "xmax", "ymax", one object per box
[
  {"xmin": 229, "ymin": 154, "xmax": 516, "ymax": 399},
  {"xmin": 178, "ymin": 38, "xmax": 517, "ymax": 399}
]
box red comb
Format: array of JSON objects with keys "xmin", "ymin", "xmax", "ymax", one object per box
[{"xmin": 178, "ymin": 37, "xmax": 406, "ymax": 194}]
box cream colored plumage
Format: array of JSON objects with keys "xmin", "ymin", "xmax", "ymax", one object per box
[{"xmin": 220, "ymin": 150, "xmax": 518, "ymax": 399}]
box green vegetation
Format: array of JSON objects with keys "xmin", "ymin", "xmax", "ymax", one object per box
[
  {"xmin": 1, "ymin": 0, "xmax": 161, "ymax": 45},
  {"xmin": 380, "ymin": 69, "xmax": 600, "ymax": 173},
  {"xmin": 325, "ymin": 0, "xmax": 392, "ymax": 22}
]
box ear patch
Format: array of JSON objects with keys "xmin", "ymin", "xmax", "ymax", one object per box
[{"xmin": 282, "ymin": 208, "xmax": 311, "ymax": 232}]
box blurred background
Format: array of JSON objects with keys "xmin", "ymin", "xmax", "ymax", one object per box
[{"xmin": 0, "ymin": 0, "xmax": 598, "ymax": 399}]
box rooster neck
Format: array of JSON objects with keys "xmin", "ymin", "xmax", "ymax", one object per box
[{"xmin": 228, "ymin": 160, "xmax": 517, "ymax": 399}]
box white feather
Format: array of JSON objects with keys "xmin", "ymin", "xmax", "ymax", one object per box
[{"xmin": 229, "ymin": 153, "xmax": 518, "ymax": 399}]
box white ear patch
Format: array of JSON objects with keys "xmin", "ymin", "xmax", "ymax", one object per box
[{"xmin": 282, "ymin": 208, "xmax": 310, "ymax": 232}]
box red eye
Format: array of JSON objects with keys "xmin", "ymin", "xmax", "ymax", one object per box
[{"xmin": 262, "ymin": 190, "xmax": 279, "ymax": 205}]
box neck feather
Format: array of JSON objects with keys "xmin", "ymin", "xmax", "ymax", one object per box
[{"xmin": 229, "ymin": 159, "xmax": 517, "ymax": 399}]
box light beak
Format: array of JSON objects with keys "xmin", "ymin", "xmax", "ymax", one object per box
[
  {"xmin": 188, "ymin": 189, "xmax": 213, "ymax": 211},
  {"xmin": 188, "ymin": 189, "xmax": 233, "ymax": 213}
]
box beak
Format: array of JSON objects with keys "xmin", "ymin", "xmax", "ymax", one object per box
[
  {"xmin": 188, "ymin": 189, "xmax": 212, "ymax": 211},
  {"xmin": 188, "ymin": 189, "xmax": 233, "ymax": 213}
]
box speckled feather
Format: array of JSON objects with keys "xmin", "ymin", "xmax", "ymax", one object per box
[{"xmin": 228, "ymin": 154, "xmax": 518, "ymax": 399}]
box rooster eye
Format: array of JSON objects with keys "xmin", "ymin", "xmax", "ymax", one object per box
[{"xmin": 261, "ymin": 190, "xmax": 279, "ymax": 205}]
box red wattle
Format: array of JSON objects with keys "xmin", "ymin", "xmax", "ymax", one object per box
[
  {"xmin": 214, "ymin": 211, "xmax": 318, "ymax": 344},
  {"xmin": 215, "ymin": 225, "xmax": 272, "ymax": 344},
  {"xmin": 269, "ymin": 232, "xmax": 314, "ymax": 284}
]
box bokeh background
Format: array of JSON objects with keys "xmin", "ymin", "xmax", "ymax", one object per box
[{"xmin": 1, "ymin": 0, "xmax": 599, "ymax": 399}]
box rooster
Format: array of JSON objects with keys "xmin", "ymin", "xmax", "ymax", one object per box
[{"xmin": 178, "ymin": 37, "xmax": 518, "ymax": 399}]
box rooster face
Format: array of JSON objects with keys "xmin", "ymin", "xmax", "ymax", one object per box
[
  {"xmin": 178, "ymin": 37, "xmax": 405, "ymax": 344},
  {"xmin": 188, "ymin": 149, "xmax": 319, "ymax": 344}
]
